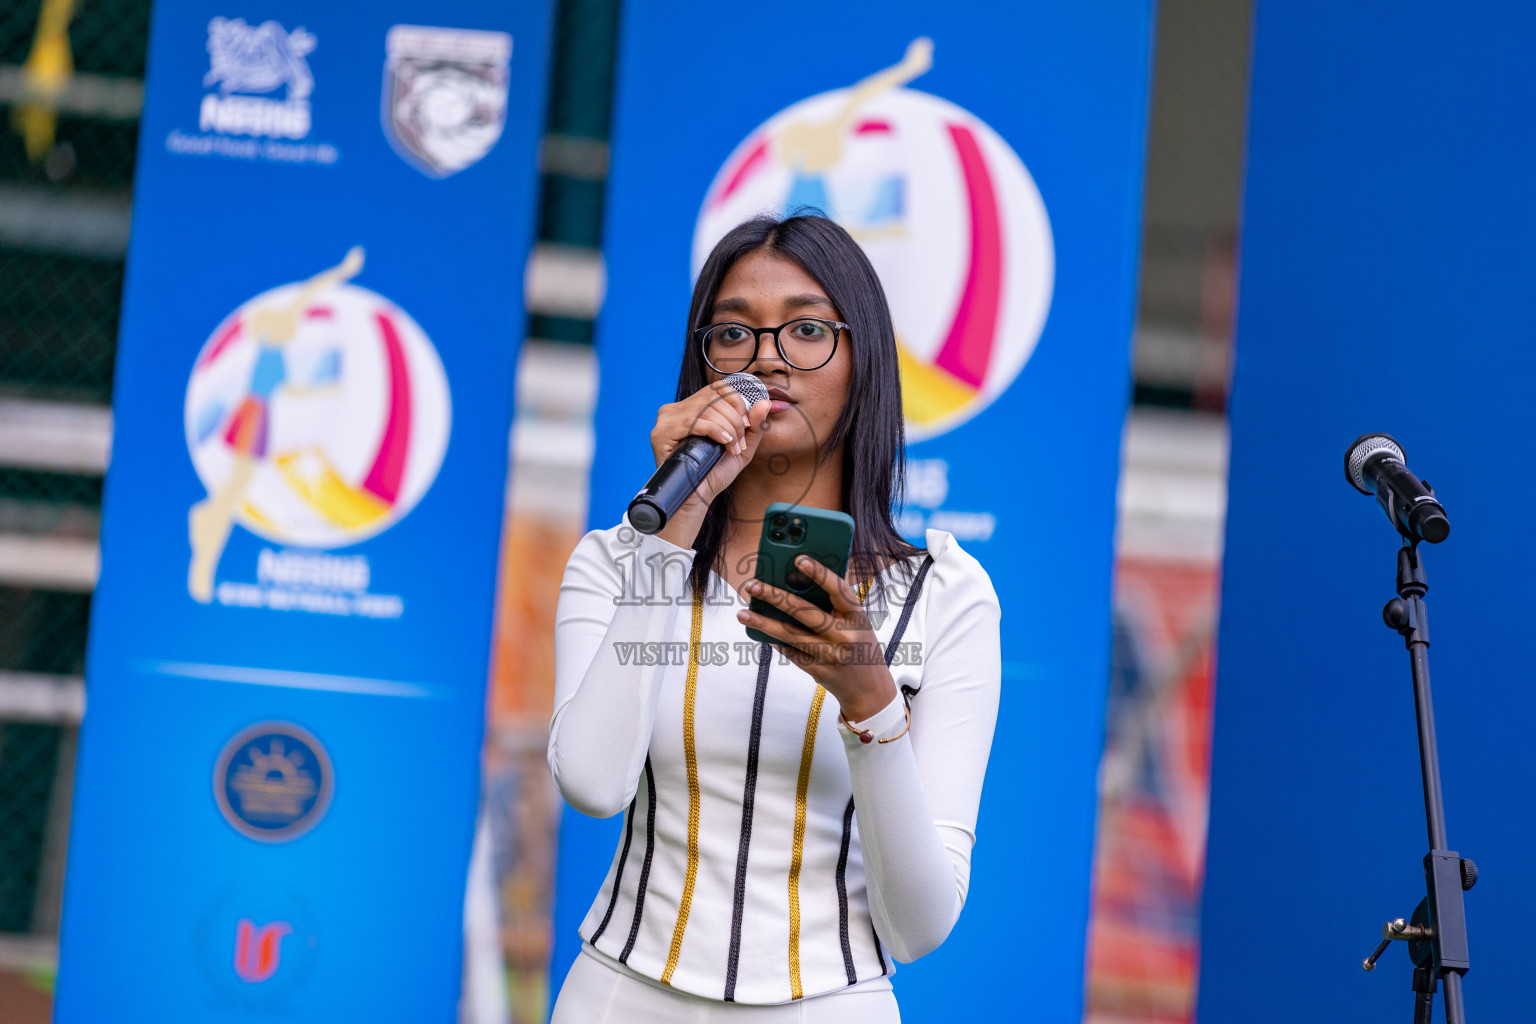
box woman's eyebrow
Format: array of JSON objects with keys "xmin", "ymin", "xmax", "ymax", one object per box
[
  {"xmin": 711, "ymin": 296, "xmax": 752, "ymax": 315},
  {"xmin": 783, "ymin": 292, "xmax": 835, "ymax": 310},
  {"xmin": 711, "ymin": 292, "xmax": 835, "ymax": 317}
]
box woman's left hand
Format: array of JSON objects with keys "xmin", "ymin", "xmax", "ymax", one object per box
[{"xmin": 736, "ymin": 555, "xmax": 899, "ymax": 722}]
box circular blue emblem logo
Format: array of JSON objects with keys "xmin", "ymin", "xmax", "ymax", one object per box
[{"xmin": 214, "ymin": 721, "xmax": 333, "ymax": 842}]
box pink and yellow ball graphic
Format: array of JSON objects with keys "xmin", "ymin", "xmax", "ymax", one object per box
[
  {"xmin": 185, "ymin": 283, "xmax": 451, "ymax": 548},
  {"xmin": 694, "ymin": 88, "xmax": 1054, "ymax": 442}
]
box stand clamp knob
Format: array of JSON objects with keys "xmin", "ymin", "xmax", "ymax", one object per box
[
  {"xmin": 1383, "ymin": 917, "xmax": 1433, "ymax": 942},
  {"xmin": 1460, "ymin": 857, "xmax": 1478, "ymax": 890}
]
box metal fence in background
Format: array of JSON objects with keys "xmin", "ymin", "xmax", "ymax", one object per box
[
  {"xmin": 0, "ymin": 0, "xmax": 146, "ymax": 951},
  {"xmin": 1084, "ymin": 3, "xmax": 1247, "ymax": 1021},
  {"xmin": 488, "ymin": 0, "xmax": 618, "ymax": 1018},
  {"xmin": 527, "ymin": 0, "xmax": 617, "ymax": 345}
]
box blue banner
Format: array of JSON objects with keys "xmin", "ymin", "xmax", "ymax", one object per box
[
  {"xmin": 54, "ymin": 1, "xmax": 551, "ymax": 1018},
  {"xmin": 1201, "ymin": 2, "xmax": 1536, "ymax": 1018},
  {"xmin": 554, "ymin": 3, "xmax": 1153, "ymax": 1019}
]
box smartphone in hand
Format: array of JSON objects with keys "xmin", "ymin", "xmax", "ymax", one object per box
[{"xmin": 745, "ymin": 502, "xmax": 855, "ymax": 646}]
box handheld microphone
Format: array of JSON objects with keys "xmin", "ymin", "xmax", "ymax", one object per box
[
  {"xmin": 1344, "ymin": 433, "xmax": 1450, "ymax": 544},
  {"xmin": 628, "ymin": 372, "xmax": 770, "ymax": 535}
]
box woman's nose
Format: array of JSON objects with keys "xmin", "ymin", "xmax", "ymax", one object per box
[{"xmin": 752, "ymin": 328, "xmax": 785, "ymax": 368}]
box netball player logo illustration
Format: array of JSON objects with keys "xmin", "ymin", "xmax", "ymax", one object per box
[
  {"xmin": 694, "ymin": 38, "xmax": 1054, "ymax": 441},
  {"xmin": 185, "ymin": 248, "xmax": 451, "ymax": 603}
]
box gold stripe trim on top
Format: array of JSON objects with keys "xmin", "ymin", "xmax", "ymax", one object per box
[
  {"xmin": 660, "ymin": 589, "xmax": 705, "ymax": 985},
  {"xmin": 786, "ymin": 683, "xmax": 828, "ymax": 999}
]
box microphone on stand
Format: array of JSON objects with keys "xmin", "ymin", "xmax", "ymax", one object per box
[
  {"xmin": 628, "ymin": 372, "xmax": 770, "ymax": 535},
  {"xmin": 1344, "ymin": 433, "xmax": 1450, "ymax": 543}
]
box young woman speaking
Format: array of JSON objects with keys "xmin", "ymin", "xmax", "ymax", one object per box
[{"xmin": 549, "ymin": 214, "xmax": 1001, "ymax": 1021}]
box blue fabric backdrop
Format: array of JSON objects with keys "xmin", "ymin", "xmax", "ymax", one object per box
[
  {"xmin": 552, "ymin": 3, "xmax": 1154, "ymax": 1019},
  {"xmin": 1201, "ymin": 2, "xmax": 1536, "ymax": 1018},
  {"xmin": 54, "ymin": 2, "xmax": 552, "ymax": 1018}
]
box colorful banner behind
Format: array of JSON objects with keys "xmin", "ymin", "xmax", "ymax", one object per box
[
  {"xmin": 54, "ymin": 1, "xmax": 551, "ymax": 1018},
  {"xmin": 1201, "ymin": 2, "xmax": 1536, "ymax": 1019},
  {"xmin": 554, "ymin": 3, "xmax": 1154, "ymax": 1019}
]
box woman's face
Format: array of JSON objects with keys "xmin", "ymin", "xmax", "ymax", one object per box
[{"xmin": 705, "ymin": 248, "xmax": 852, "ymax": 464}]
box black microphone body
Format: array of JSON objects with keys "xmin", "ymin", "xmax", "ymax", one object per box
[
  {"xmin": 628, "ymin": 435, "xmax": 725, "ymax": 534},
  {"xmin": 628, "ymin": 372, "xmax": 769, "ymax": 535},
  {"xmin": 1344, "ymin": 434, "xmax": 1450, "ymax": 544}
]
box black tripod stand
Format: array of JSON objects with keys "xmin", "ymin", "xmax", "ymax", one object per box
[{"xmin": 1345, "ymin": 434, "xmax": 1474, "ymax": 1023}]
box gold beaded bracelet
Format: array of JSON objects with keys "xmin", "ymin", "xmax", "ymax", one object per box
[{"xmin": 839, "ymin": 704, "xmax": 912, "ymax": 745}]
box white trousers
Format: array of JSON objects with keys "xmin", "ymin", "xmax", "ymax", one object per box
[{"xmin": 551, "ymin": 948, "xmax": 902, "ymax": 1023}]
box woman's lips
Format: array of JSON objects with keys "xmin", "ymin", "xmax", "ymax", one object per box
[{"xmin": 765, "ymin": 386, "xmax": 795, "ymax": 412}]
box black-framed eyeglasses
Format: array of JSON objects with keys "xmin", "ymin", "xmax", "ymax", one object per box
[{"xmin": 694, "ymin": 317, "xmax": 847, "ymax": 374}]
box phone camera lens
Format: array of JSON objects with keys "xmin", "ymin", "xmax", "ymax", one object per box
[
  {"xmin": 771, "ymin": 513, "xmax": 788, "ymax": 527},
  {"xmin": 769, "ymin": 529, "xmax": 786, "ymax": 542}
]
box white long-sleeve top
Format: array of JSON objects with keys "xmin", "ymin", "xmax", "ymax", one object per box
[{"xmin": 549, "ymin": 520, "xmax": 1002, "ymax": 1005}]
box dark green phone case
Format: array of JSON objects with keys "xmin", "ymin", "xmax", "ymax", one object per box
[{"xmin": 745, "ymin": 502, "xmax": 855, "ymax": 646}]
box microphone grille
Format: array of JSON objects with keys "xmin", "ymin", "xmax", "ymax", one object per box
[
  {"xmin": 721, "ymin": 372, "xmax": 770, "ymax": 408},
  {"xmin": 1345, "ymin": 433, "xmax": 1405, "ymax": 493}
]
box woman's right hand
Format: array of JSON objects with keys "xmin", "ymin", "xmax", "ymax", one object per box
[{"xmin": 648, "ymin": 379, "xmax": 770, "ymax": 548}]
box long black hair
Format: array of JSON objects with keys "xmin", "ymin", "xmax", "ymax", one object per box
[{"xmin": 679, "ymin": 213, "xmax": 922, "ymax": 599}]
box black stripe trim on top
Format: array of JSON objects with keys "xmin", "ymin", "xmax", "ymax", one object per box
[
  {"xmin": 883, "ymin": 553, "xmax": 934, "ymax": 671},
  {"xmin": 588, "ymin": 789, "xmax": 639, "ymax": 946},
  {"xmin": 619, "ymin": 757, "xmax": 658, "ymax": 964},
  {"xmin": 858, "ymin": 553, "xmax": 931, "ymax": 982},
  {"xmin": 723, "ymin": 641, "xmax": 773, "ymax": 1001},
  {"xmin": 835, "ymin": 797, "xmax": 858, "ymax": 985}
]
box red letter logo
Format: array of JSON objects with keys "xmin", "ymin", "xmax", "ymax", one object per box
[{"xmin": 234, "ymin": 918, "xmax": 292, "ymax": 982}]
